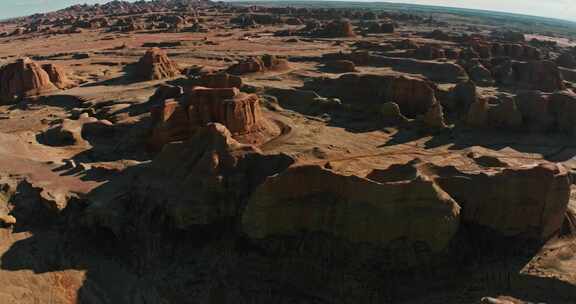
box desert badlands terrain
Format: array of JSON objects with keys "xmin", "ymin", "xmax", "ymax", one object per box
[{"xmin": 0, "ymin": 0, "xmax": 576, "ymax": 303}]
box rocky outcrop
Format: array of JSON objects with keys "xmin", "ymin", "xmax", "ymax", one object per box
[
  {"xmin": 448, "ymin": 80, "xmax": 479, "ymax": 116},
  {"xmin": 185, "ymin": 87, "xmax": 264, "ymax": 135},
  {"xmin": 134, "ymin": 48, "xmax": 180, "ymax": 80},
  {"xmin": 148, "ymin": 87, "xmax": 267, "ymax": 150},
  {"xmin": 314, "ymin": 19, "xmax": 355, "ymax": 38},
  {"xmin": 325, "ymin": 51, "xmax": 468, "ymax": 82},
  {"xmin": 414, "ymin": 45, "xmax": 445, "ymax": 60},
  {"xmin": 0, "ymin": 58, "xmax": 58, "ymax": 103},
  {"xmin": 325, "ymin": 60, "xmax": 356, "ymax": 73},
  {"xmin": 548, "ymin": 90, "xmax": 576, "ymax": 134},
  {"xmin": 557, "ymin": 52, "xmax": 576, "ymax": 69},
  {"xmin": 381, "ymin": 102, "xmax": 409, "ymax": 124},
  {"xmin": 151, "ymin": 84, "xmax": 183, "ymax": 102},
  {"xmin": 41, "ymin": 63, "xmax": 75, "ymax": 89},
  {"xmin": 193, "ymin": 72, "xmax": 243, "ymax": 89},
  {"xmin": 227, "ymin": 55, "xmax": 289, "ymax": 75},
  {"xmin": 308, "ymin": 73, "xmax": 438, "ymax": 117},
  {"xmin": 467, "ymin": 63, "xmax": 494, "ymax": 86},
  {"xmin": 242, "ymin": 164, "xmax": 461, "ymax": 256},
  {"xmin": 464, "ymin": 90, "xmax": 576, "ymax": 134},
  {"xmin": 491, "ymin": 43, "xmax": 541, "ymax": 60},
  {"xmin": 39, "ymin": 113, "xmax": 113, "ymax": 147},
  {"xmin": 85, "ymin": 123, "xmax": 294, "ymax": 239},
  {"xmin": 430, "ymin": 162, "xmax": 571, "ymax": 240},
  {"xmin": 421, "ymin": 101, "xmax": 447, "ymax": 129},
  {"xmin": 365, "ymin": 21, "xmax": 395, "ymax": 33},
  {"xmin": 493, "ymin": 60, "xmax": 565, "ymax": 92}
]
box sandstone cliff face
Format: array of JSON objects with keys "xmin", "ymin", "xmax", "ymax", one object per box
[
  {"xmin": 242, "ymin": 164, "xmax": 461, "ymax": 254},
  {"xmin": 242, "ymin": 159, "xmax": 571, "ymax": 260},
  {"xmin": 185, "ymin": 87, "xmax": 264, "ymax": 135},
  {"xmin": 429, "ymin": 162, "xmax": 571, "ymax": 240},
  {"xmin": 464, "ymin": 90, "xmax": 576, "ymax": 134},
  {"xmin": 41, "ymin": 63, "xmax": 75, "ymax": 90},
  {"xmin": 148, "ymin": 100, "xmax": 191, "ymax": 150},
  {"xmin": 490, "ymin": 43, "xmax": 541, "ymax": 60},
  {"xmin": 0, "ymin": 58, "xmax": 57, "ymax": 102},
  {"xmin": 134, "ymin": 48, "xmax": 181, "ymax": 80}
]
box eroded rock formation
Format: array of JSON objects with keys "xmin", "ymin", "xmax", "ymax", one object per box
[
  {"xmin": 85, "ymin": 123, "xmax": 294, "ymax": 238},
  {"xmin": 134, "ymin": 47, "xmax": 181, "ymax": 80},
  {"xmin": 148, "ymin": 86, "xmax": 267, "ymax": 150},
  {"xmin": 242, "ymin": 164, "xmax": 461, "ymax": 256},
  {"xmin": 193, "ymin": 72, "xmax": 243, "ymax": 89},
  {"xmin": 493, "ymin": 60, "xmax": 565, "ymax": 92},
  {"xmin": 243, "ymin": 159, "xmax": 572, "ymax": 260},
  {"xmin": 227, "ymin": 55, "xmax": 289, "ymax": 75},
  {"xmin": 309, "ymin": 73, "xmax": 438, "ymax": 117},
  {"xmin": 315, "ymin": 19, "xmax": 355, "ymax": 38},
  {"xmin": 41, "ymin": 63, "xmax": 75, "ymax": 90},
  {"xmin": 0, "ymin": 58, "xmax": 58, "ymax": 102}
]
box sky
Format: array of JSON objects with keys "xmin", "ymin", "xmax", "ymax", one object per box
[{"xmin": 0, "ymin": 0, "xmax": 575, "ymax": 21}]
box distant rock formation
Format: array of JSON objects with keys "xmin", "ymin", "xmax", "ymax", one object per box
[
  {"xmin": 557, "ymin": 52, "xmax": 576, "ymax": 69},
  {"xmin": 337, "ymin": 52, "xmax": 468, "ymax": 82},
  {"xmin": 364, "ymin": 21, "xmax": 395, "ymax": 33},
  {"xmin": 493, "ymin": 60, "xmax": 565, "ymax": 92},
  {"xmin": 414, "ymin": 45, "xmax": 445, "ymax": 60},
  {"xmin": 227, "ymin": 54, "xmax": 289, "ymax": 75},
  {"xmin": 464, "ymin": 90, "xmax": 576, "ymax": 134},
  {"xmin": 0, "ymin": 58, "xmax": 58, "ymax": 103},
  {"xmin": 309, "ymin": 73, "xmax": 438, "ymax": 118},
  {"xmin": 314, "ymin": 19, "xmax": 355, "ymax": 38},
  {"xmin": 490, "ymin": 43, "xmax": 541, "ymax": 60},
  {"xmin": 134, "ymin": 48, "xmax": 181, "ymax": 80}
]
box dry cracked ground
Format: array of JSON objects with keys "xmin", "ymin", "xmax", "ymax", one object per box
[{"xmin": 0, "ymin": 1, "xmax": 576, "ymax": 303}]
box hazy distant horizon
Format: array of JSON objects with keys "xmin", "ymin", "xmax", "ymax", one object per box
[{"xmin": 1, "ymin": 0, "xmax": 574, "ymax": 22}]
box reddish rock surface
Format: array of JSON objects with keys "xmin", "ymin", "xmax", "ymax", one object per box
[
  {"xmin": 194, "ymin": 72, "xmax": 243, "ymax": 89},
  {"xmin": 316, "ymin": 19, "xmax": 355, "ymax": 37},
  {"xmin": 0, "ymin": 58, "xmax": 57, "ymax": 102},
  {"xmin": 227, "ymin": 54, "xmax": 289, "ymax": 75},
  {"xmin": 149, "ymin": 86, "xmax": 266, "ymax": 150},
  {"xmin": 134, "ymin": 47, "xmax": 181, "ymax": 80},
  {"xmin": 41, "ymin": 63, "xmax": 75, "ymax": 90}
]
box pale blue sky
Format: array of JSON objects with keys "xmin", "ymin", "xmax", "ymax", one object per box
[{"xmin": 0, "ymin": 0, "xmax": 575, "ymax": 21}]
